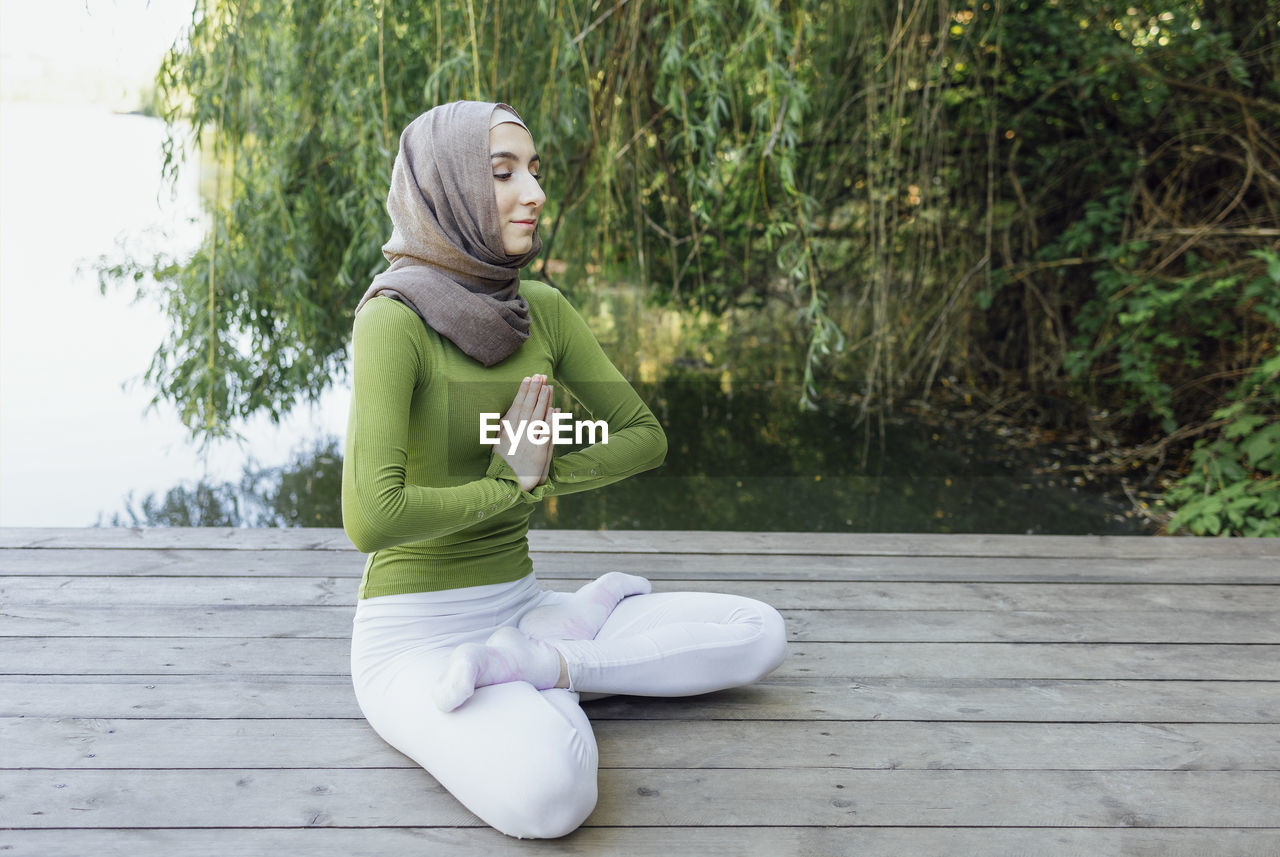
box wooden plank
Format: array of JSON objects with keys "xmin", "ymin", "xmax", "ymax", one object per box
[
  {"xmin": 5, "ymin": 768, "xmax": 1279, "ymax": 828},
  {"xmin": 5, "ymin": 547, "xmax": 1280, "ymax": 583},
  {"xmin": 0, "ymin": 528, "xmax": 356, "ymax": 552},
  {"xmin": 7, "ymin": 717, "xmax": 1279, "ymax": 772},
  {"xmin": 5, "ymin": 527, "xmax": 1279, "ymax": 558},
  {"xmin": 5, "ymin": 603, "xmax": 1269, "ymax": 644},
  {"xmin": 5, "ymin": 637, "xmax": 1278, "ymax": 680},
  {"xmin": 779, "ymin": 609, "xmax": 1280, "ymax": 644},
  {"xmin": 557, "ymin": 531, "xmax": 1280, "ymax": 559},
  {"xmin": 8, "ymin": 527, "xmax": 1279, "ymax": 855},
  {"xmin": 780, "ymin": 643, "xmax": 1280, "ymax": 680},
  {"xmin": 0, "ymin": 548, "xmax": 368, "ymax": 578},
  {"xmin": 0, "ymin": 575, "xmax": 363, "ymax": 607},
  {"xmin": 6, "ymin": 575, "xmax": 1280, "ymax": 611},
  {"xmin": 6, "ymin": 827, "xmax": 1279, "ymax": 857},
  {"xmin": 584, "ymin": 678, "xmax": 1280, "ymax": 725},
  {"xmin": 3, "ymin": 676, "xmax": 1277, "ymax": 723},
  {"xmin": 6, "ymin": 603, "xmax": 1280, "ymax": 644}
]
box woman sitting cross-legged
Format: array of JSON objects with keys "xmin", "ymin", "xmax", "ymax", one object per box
[{"xmin": 343, "ymin": 100, "xmax": 788, "ymax": 840}]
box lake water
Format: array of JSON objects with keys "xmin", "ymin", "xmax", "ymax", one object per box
[
  {"xmin": 0, "ymin": 102, "xmax": 1150, "ymax": 534},
  {"xmin": 0, "ymin": 102, "xmax": 350, "ymax": 527}
]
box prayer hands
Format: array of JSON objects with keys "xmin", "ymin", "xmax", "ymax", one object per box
[{"xmin": 497, "ymin": 374, "xmax": 558, "ymax": 493}]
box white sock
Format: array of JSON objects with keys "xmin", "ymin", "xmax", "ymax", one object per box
[
  {"xmin": 433, "ymin": 626, "xmax": 564, "ymax": 712},
  {"xmin": 518, "ymin": 572, "xmax": 652, "ymax": 641}
]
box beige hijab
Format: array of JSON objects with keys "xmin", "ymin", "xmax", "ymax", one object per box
[{"xmin": 354, "ymin": 101, "xmax": 541, "ymax": 366}]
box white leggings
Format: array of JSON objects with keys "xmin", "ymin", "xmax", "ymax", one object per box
[{"xmin": 350, "ymin": 572, "xmax": 787, "ymax": 839}]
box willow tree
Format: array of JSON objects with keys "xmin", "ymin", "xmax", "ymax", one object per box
[
  {"xmin": 111, "ymin": 1, "xmax": 1042, "ymax": 438},
  {"xmin": 107, "ymin": 0, "xmax": 1280, "ymax": 537},
  {"xmin": 106, "ymin": 0, "xmax": 863, "ymax": 442}
]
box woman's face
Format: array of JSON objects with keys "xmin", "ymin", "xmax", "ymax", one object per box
[{"xmin": 489, "ymin": 120, "xmax": 545, "ymax": 257}]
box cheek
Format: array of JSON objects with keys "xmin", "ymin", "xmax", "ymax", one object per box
[{"xmin": 492, "ymin": 181, "xmax": 512, "ymax": 213}]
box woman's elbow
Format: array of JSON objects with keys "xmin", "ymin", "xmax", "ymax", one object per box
[
  {"xmin": 344, "ymin": 523, "xmax": 381, "ymax": 555},
  {"xmin": 342, "ymin": 510, "xmax": 384, "ymax": 554},
  {"xmin": 650, "ymin": 424, "xmax": 669, "ymax": 468},
  {"xmin": 342, "ymin": 488, "xmax": 398, "ymax": 554}
]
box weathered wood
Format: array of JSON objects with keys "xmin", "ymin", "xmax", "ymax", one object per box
[
  {"xmin": 3, "ymin": 676, "xmax": 1277, "ymax": 722},
  {"xmin": 5, "ymin": 637, "xmax": 1277, "ymax": 680},
  {"xmin": 4, "ymin": 526, "xmax": 1279, "ymax": 852},
  {"xmin": 0, "ymin": 575, "xmax": 363, "ymax": 607},
  {"xmin": 5, "ymin": 768, "xmax": 1279, "ymax": 828},
  {"xmin": 6, "ymin": 575, "xmax": 1280, "ymax": 612},
  {"xmin": 0, "ymin": 528, "xmax": 356, "ymax": 552},
  {"xmin": 5, "ymin": 546, "xmax": 1280, "ymax": 582},
  {"xmin": 5, "ymin": 527, "xmax": 1280, "ymax": 558},
  {"xmin": 6, "ymin": 827, "xmax": 1279, "ymax": 857},
  {"xmin": 6, "ymin": 603, "xmax": 1280, "ymax": 644},
  {"xmin": 6, "ymin": 717, "xmax": 1278, "ymax": 772},
  {"xmin": 783, "ymin": 609, "xmax": 1280, "ymax": 643}
]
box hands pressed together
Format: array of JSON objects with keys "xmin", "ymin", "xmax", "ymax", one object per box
[{"xmin": 497, "ymin": 374, "xmax": 558, "ymax": 493}]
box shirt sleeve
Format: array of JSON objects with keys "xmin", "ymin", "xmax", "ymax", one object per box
[
  {"xmin": 491, "ymin": 288, "xmax": 668, "ymax": 504},
  {"xmin": 340, "ymin": 298, "xmax": 527, "ymax": 553}
]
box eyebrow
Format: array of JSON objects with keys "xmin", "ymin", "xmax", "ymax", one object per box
[{"xmin": 490, "ymin": 151, "xmax": 540, "ymax": 163}]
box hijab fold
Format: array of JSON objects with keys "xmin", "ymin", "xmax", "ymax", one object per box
[{"xmin": 355, "ymin": 101, "xmax": 541, "ymax": 366}]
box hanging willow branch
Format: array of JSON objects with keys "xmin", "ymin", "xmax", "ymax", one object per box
[{"xmin": 101, "ymin": 0, "xmax": 1278, "ymax": 451}]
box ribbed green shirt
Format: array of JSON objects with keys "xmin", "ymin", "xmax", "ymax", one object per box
[{"xmin": 341, "ymin": 281, "xmax": 668, "ymax": 598}]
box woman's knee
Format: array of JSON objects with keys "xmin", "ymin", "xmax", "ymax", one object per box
[
  {"xmin": 457, "ymin": 686, "xmax": 599, "ymax": 839},
  {"xmin": 747, "ymin": 600, "xmax": 789, "ymax": 681},
  {"xmin": 484, "ymin": 744, "xmax": 598, "ymax": 839},
  {"xmin": 711, "ymin": 597, "xmax": 788, "ymax": 685}
]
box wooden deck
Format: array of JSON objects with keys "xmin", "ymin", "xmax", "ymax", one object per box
[{"xmin": 1, "ymin": 527, "xmax": 1279, "ymax": 856}]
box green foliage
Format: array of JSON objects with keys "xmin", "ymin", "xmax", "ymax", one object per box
[
  {"xmin": 1064, "ymin": 245, "xmax": 1280, "ymax": 433},
  {"xmin": 1158, "ymin": 249, "xmax": 1280, "ymax": 537},
  {"xmin": 105, "ymin": 0, "xmax": 848, "ymax": 438},
  {"xmin": 974, "ymin": 2, "xmax": 1278, "ymax": 403},
  {"xmin": 957, "ymin": 1, "xmax": 1280, "ymax": 535},
  {"xmin": 1163, "ymin": 357, "xmax": 1280, "ymax": 537},
  {"xmin": 103, "ymin": 0, "xmax": 1280, "ymax": 534}
]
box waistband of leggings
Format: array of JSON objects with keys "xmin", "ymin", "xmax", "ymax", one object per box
[{"xmin": 353, "ymin": 572, "xmax": 540, "ymax": 621}]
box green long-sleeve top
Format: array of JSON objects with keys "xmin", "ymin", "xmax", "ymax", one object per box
[{"xmin": 341, "ymin": 281, "xmax": 668, "ymax": 598}]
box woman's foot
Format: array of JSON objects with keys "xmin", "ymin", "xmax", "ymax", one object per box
[
  {"xmin": 518, "ymin": 572, "xmax": 652, "ymax": 641},
  {"xmin": 433, "ymin": 626, "xmax": 565, "ymax": 712}
]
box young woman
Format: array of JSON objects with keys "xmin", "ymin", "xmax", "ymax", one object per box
[{"xmin": 342, "ymin": 100, "xmax": 787, "ymax": 840}]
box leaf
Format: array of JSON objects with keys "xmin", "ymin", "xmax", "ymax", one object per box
[
  {"xmin": 1240, "ymin": 423, "xmax": 1280, "ymax": 471},
  {"xmin": 1223, "ymin": 414, "xmax": 1266, "ymax": 440}
]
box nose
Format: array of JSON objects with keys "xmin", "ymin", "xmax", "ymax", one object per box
[{"xmin": 520, "ymin": 174, "xmax": 545, "ymax": 209}]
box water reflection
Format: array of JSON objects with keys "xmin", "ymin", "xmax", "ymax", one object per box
[
  {"xmin": 105, "ymin": 376, "xmax": 1147, "ymax": 534},
  {"xmin": 105, "ymin": 438, "xmax": 343, "ymax": 528}
]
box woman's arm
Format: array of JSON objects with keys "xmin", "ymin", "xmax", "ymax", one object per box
[
  {"xmin": 492, "ymin": 288, "xmax": 667, "ymax": 503},
  {"xmin": 341, "ymin": 298, "xmax": 526, "ymax": 553}
]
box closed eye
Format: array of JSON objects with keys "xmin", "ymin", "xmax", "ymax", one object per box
[{"xmin": 491, "ymin": 150, "xmax": 541, "ymax": 181}]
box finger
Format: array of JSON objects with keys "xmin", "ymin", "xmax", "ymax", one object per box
[
  {"xmin": 529, "ymin": 408, "xmax": 554, "ymax": 487},
  {"xmin": 538, "ymin": 409, "xmax": 557, "ymax": 484},
  {"xmin": 504, "ymin": 376, "xmax": 540, "ymax": 432},
  {"xmin": 512, "ymin": 375, "xmax": 537, "ymax": 414},
  {"xmin": 503, "ymin": 376, "xmax": 530, "ymax": 422},
  {"xmin": 530, "ymin": 382, "xmax": 552, "ymax": 423},
  {"xmin": 500, "ymin": 377, "xmax": 534, "ymax": 451},
  {"xmin": 515, "ymin": 374, "xmax": 546, "ymax": 422}
]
